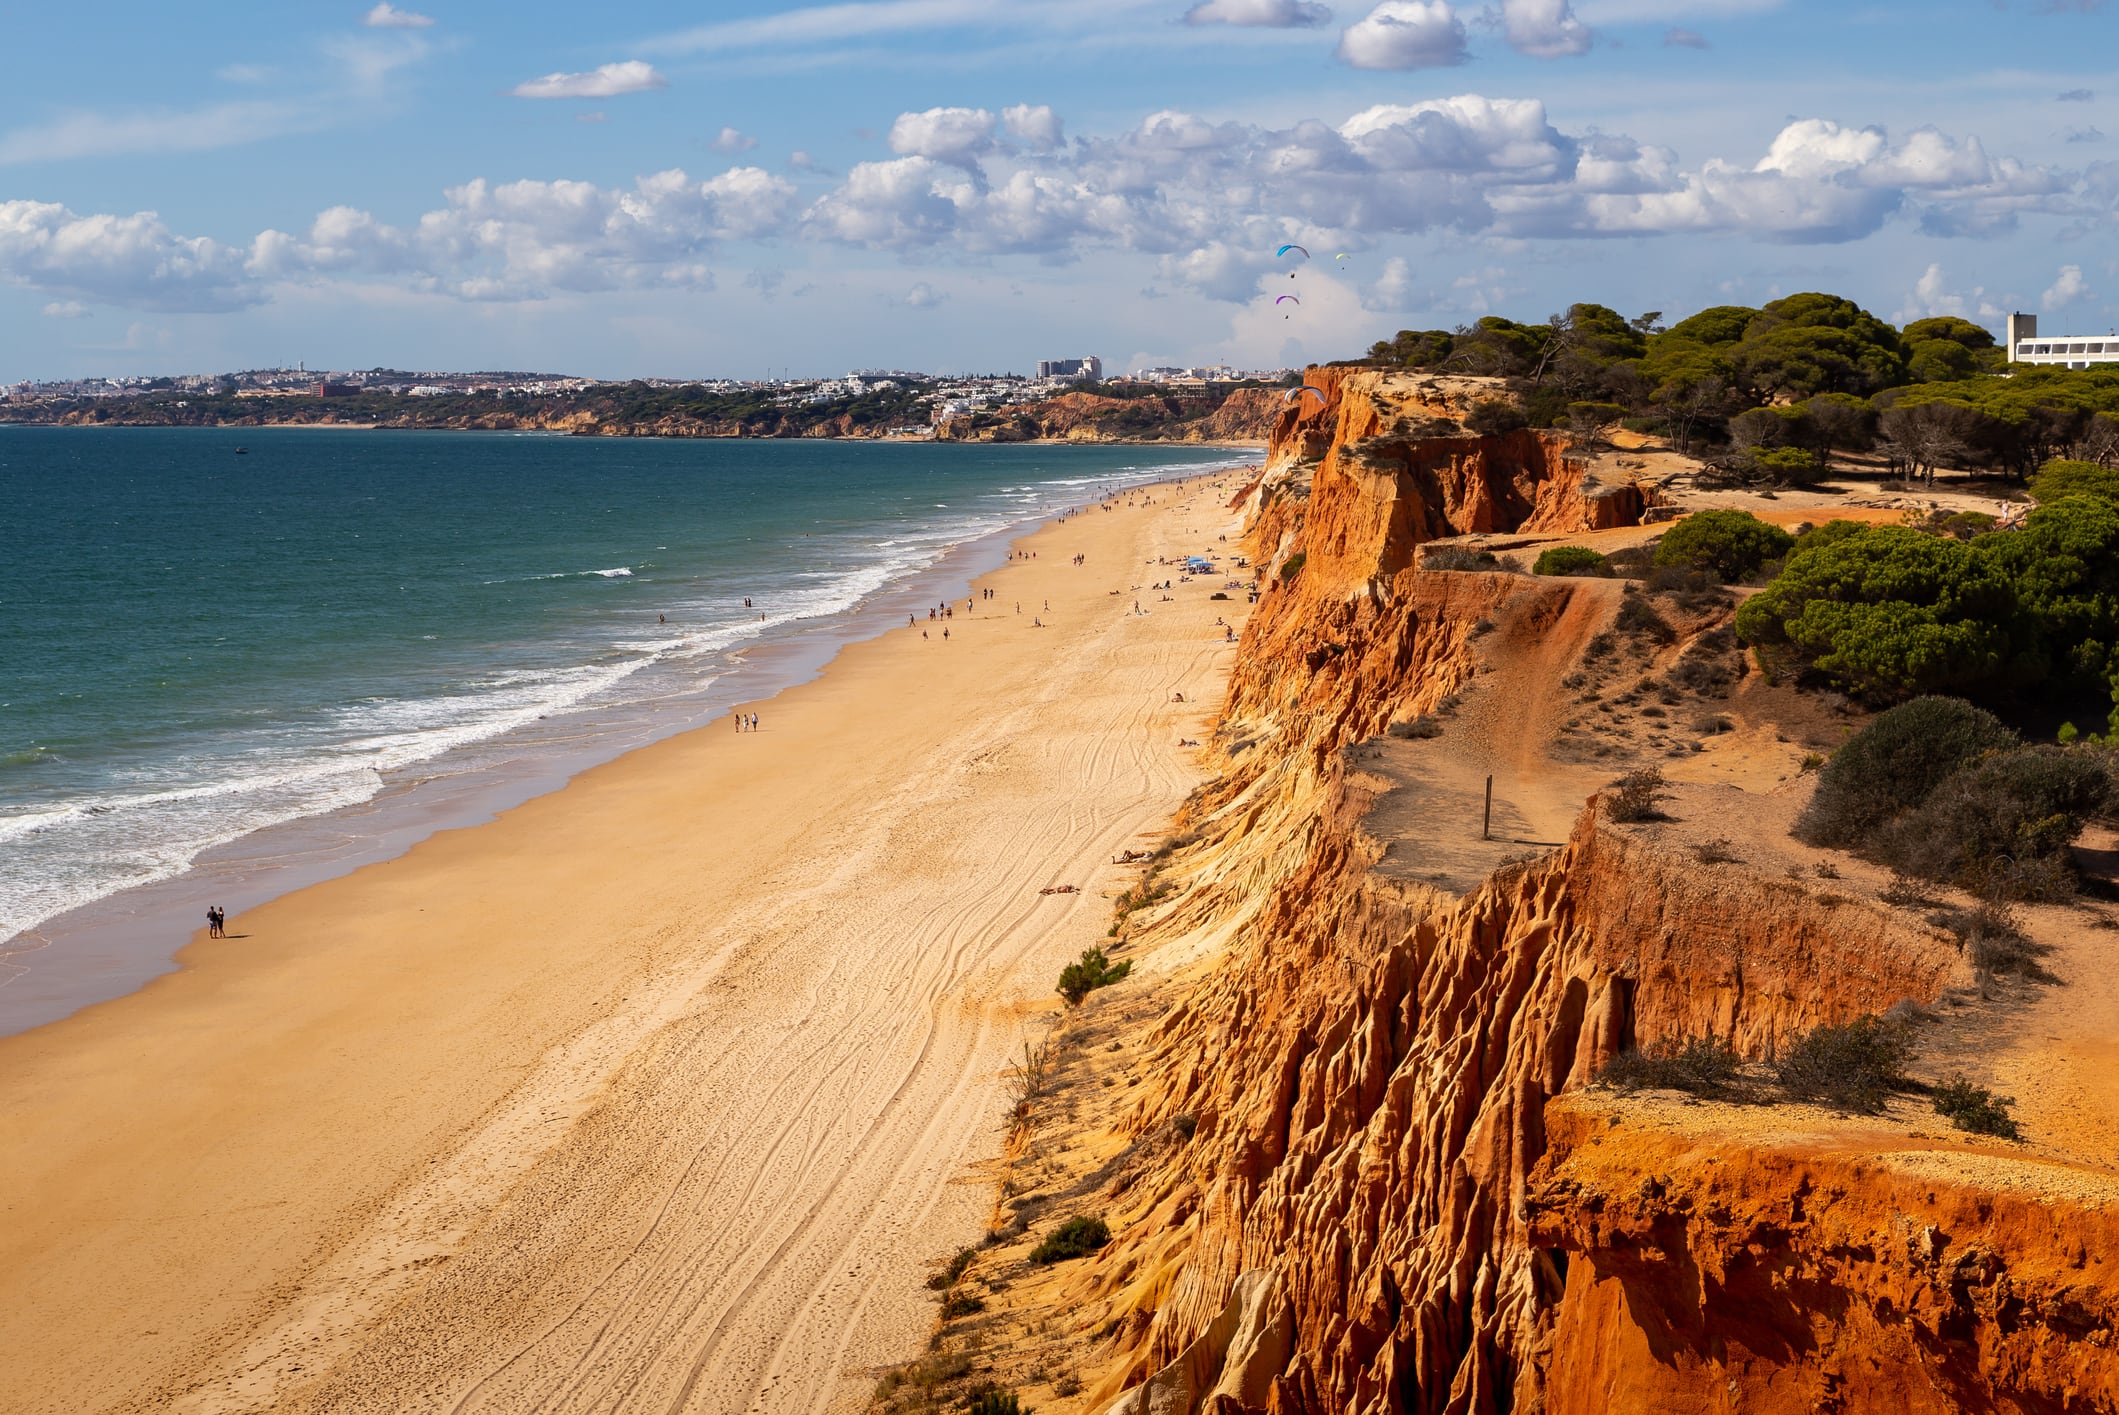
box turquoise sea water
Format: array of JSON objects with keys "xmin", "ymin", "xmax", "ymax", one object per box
[{"xmin": 0, "ymin": 427, "xmax": 1244, "ymax": 966}]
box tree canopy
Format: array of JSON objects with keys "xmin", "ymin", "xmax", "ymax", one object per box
[
  {"xmin": 1654, "ymin": 509, "xmax": 1793, "ymax": 582},
  {"xmin": 1361, "ymin": 290, "xmax": 2119, "ymax": 480}
]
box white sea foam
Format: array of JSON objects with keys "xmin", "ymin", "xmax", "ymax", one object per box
[{"xmin": 1, "ymin": 451, "xmax": 1236, "ymax": 949}]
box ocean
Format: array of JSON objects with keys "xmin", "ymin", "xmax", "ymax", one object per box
[{"xmin": 0, "ymin": 427, "xmax": 1247, "ymax": 1030}]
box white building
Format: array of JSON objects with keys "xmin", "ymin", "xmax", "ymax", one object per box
[
  {"xmin": 1036, "ymin": 356, "xmax": 1102, "ymax": 382},
  {"xmin": 2007, "ymin": 312, "xmax": 2119, "ymax": 369}
]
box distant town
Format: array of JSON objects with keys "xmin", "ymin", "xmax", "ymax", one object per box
[
  {"xmin": 5, "ymin": 357, "xmax": 1294, "ymax": 427},
  {"xmin": 1, "ymin": 356, "xmax": 1297, "ymax": 444}
]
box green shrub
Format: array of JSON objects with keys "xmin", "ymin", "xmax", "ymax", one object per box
[
  {"xmin": 1654, "ymin": 510, "xmax": 1795, "ymax": 583},
  {"xmin": 1603, "ymin": 766, "xmax": 1665, "ymax": 822},
  {"xmin": 1615, "ymin": 595, "xmax": 1675, "ymax": 642},
  {"xmin": 964, "ymin": 1387, "xmax": 1025, "ymax": 1415},
  {"xmin": 1534, "ymin": 545, "xmax": 1610, "ymax": 577},
  {"xmin": 1465, "ymin": 399, "xmax": 1528, "ymax": 436},
  {"xmin": 1425, "ymin": 545, "xmax": 1503, "ymax": 572},
  {"xmin": 1029, "ymin": 1216, "xmax": 1110, "ymax": 1264},
  {"xmin": 1931, "ymin": 1076, "xmax": 2022, "ymax": 1139},
  {"xmin": 1788, "ymin": 518, "xmax": 1872, "ymax": 558},
  {"xmin": 1753, "ymin": 446, "xmax": 1826, "ymax": 486},
  {"xmin": 1278, "ymin": 551, "xmax": 1306, "ymax": 584},
  {"xmin": 2030, "ymin": 458, "xmax": 2119, "ymax": 505},
  {"xmin": 1794, "ymin": 697, "xmax": 2017, "ymax": 847},
  {"xmin": 1735, "ymin": 528, "xmax": 2014, "ymax": 700},
  {"xmin": 1772, "ymin": 1015, "xmax": 1912, "ymax": 1113},
  {"xmin": 941, "ymin": 1292, "xmax": 987, "ymax": 1318},
  {"xmin": 1929, "ymin": 897, "xmax": 2043, "ymax": 973},
  {"xmin": 927, "ymin": 1247, "xmax": 978, "ymax": 1291},
  {"xmin": 1057, "ymin": 946, "xmax": 1130, "ymax": 1005},
  {"xmin": 1741, "ymin": 497, "xmax": 2119, "ymax": 709},
  {"xmin": 1596, "ymin": 1036, "xmax": 1744, "ymax": 1098},
  {"xmin": 1879, "ymin": 744, "xmax": 2110, "ymax": 893},
  {"xmin": 1975, "ymin": 496, "xmax": 2119, "ymax": 705},
  {"xmin": 1387, "ymin": 716, "xmax": 1443, "ymax": 739}
]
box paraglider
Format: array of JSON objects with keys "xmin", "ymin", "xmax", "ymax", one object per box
[
  {"xmin": 1335, "ymin": 253, "xmax": 1351, "ymax": 261},
  {"xmin": 1275, "ymin": 294, "xmax": 1299, "ymax": 305},
  {"xmin": 1275, "ymin": 244, "xmax": 1309, "ymax": 259},
  {"xmin": 1285, "ymin": 386, "xmax": 1327, "ymax": 405}
]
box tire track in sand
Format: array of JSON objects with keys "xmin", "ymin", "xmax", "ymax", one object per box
[{"xmin": 165, "ymin": 481, "xmax": 1246, "ymax": 1415}]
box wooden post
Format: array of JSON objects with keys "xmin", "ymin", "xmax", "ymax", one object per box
[{"xmin": 1482, "ymin": 775, "xmax": 1493, "ymax": 841}]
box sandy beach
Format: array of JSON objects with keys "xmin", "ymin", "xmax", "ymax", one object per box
[{"xmin": 0, "ymin": 475, "xmax": 1251, "ymax": 1415}]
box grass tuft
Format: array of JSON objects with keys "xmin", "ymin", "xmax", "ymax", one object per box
[
  {"xmin": 1931, "ymin": 1076, "xmax": 2022, "ymax": 1140},
  {"xmin": 1029, "ymin": 1216, "xmax": 1110, "ymax": 1265},
  {"xmin": 1057, "ymin": 946, "xmax": 1131, "ymax": 1005},
  {"xmin": 1596, "ymin": 1036, "xmax": 1745, "ymax": 1098},
  {"xmin": 1771, "ymin": 1015, "xmax": 1912, "ymax": 1113}
]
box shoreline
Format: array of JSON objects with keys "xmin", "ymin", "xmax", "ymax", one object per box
[
  {"xmin": 0, "ymin": 471, "xmax": 1255, "ymax": 1413},
  {"xmin": 3, "ymin": 454, "xmax": 1254, "ymax": 1039}
]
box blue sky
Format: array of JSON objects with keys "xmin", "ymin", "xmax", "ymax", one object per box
[{"xmin": 2, "ymin": 0, "xmax": 2114, "ymax": 380}]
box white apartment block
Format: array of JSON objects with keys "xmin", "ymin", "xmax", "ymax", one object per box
[{"xmin": 2007, "ymin": 312, "xmax": 2119, "ymax": 369}]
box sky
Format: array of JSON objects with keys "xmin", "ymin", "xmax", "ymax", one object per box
[{"xmin": 2, "ymin": 0, "xmax": 2115, "ymax": 381}]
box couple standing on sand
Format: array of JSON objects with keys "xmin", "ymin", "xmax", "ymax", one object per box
[{"xmin": 205, "ymin": 906, "xmax": 229, "ymax": 937}]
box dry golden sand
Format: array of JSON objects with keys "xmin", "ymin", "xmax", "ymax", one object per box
[{"xmin": 0, "ymin": 476, "xmax": 1253, "ymax": 1415}]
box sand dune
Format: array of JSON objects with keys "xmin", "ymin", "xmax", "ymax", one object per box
[{"xmin": 0, "ymin": 478, "xmax": 1250, "ymax": 1414}]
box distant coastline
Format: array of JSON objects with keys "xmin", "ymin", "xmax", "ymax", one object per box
[
  {"xmin": 2, "ymin": 421, "xmax": 1267, "ymax": 449},
  {"xmin": 0, "ymin": 379, "xmax": 1284, "ymax": 445}
]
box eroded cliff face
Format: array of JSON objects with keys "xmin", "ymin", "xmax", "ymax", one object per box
[
  {"xmin": 935, "ymin": 388, "xmax": 1282, "ymax": 444},
  {"xmin": 1529, "ymin": 1104, "xmax": 2119, "ymax": 1414},
  {"xmin": 1084, "ymin": 797, "xmax": 1958, "ymax": 1415},
  {"xmin": 1026, "ymin": 370, "xmax": 2117, "ymax": 1415}
]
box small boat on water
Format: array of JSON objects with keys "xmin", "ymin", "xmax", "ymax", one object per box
[{"xmin": 234, "ymin": 447, "xmax": 249, "ymax": 455}]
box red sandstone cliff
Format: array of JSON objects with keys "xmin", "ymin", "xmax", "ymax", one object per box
[
  {"xmin": 935, "ymin": 388, "xmax": 1281, "ymax": 444},
  {"xmin": 958, "ymin": 369, "xmax": 2119, "ymax": 1415}
]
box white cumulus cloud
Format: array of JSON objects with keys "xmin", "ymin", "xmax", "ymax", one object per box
[
  {"xmin": 712, "ymin": 127, "xmax": 760, "ymax": 154},
  {"xmin": 1184, "ymin": 0, "xmax": 1333, "ymax": 25},
  {"xmin": 1500, "ymin": 0, "xmax": 1592, "ymax": 57},
  {"xmin": 888, "ymin": 107, "xmax": 999, "ymax": 165},
  {"xmin": 41, "ymin": 299, "xmax": 89, "ymax": 318},
  {"xmin": 1336, "ymin": 1, "xmax": 1469, "ymax": 70},
  {"xmin": 901, "ymin": 281, "xmax": 945, "ymax": 307},
  {"xmin": 1573, "ymin": 119, "xmax": 2066, "ymax": 243},
  {"xmin": 363, "ymin": 3, "xmax": 433, "ymax": 27},
  {"xmin": 2045, "ymin": 263, "xmax": 2093, "ymax": 310},
  {"xmin": 8, "ymin": 98, "xmax": 2106, "ymax": 315},
  {"xmin": 1002, "ymin": 104, "xmax": 1064, "ymax": 150},
  {"xmin": 511, "ymin": 61, "xmax": 667, "ymax": 100},
  {"xmin": 245, "ymin": 166, "xmax": 797, "ymax": 299},
  {"xmin": 805, "ymin": 157, "xmax": 967, "ymax": 245},
  {"xmin": 0, "ymin": 200, "xmax": 262, "ymax": 310},
  {"xmin": 1893, "ymin": 262, "xmax": 2001, "ymax": 323}
]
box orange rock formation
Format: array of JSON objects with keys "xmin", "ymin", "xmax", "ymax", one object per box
[{"xmin": 1044, "ymin": 370, "xmax": 2119, "ymax": 1414}]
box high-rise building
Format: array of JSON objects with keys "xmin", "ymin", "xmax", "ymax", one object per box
[{"xmin": 1036, "ymin": 357, "xmax": 1102, "ymax": 382}]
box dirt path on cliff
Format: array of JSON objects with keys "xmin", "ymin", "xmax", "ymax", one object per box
[
  {"xmin": 1460, "ymin": 577, "xmax": 1626, "ymax": 839},
  {"xmin": 1361, "ymin": 575, "xmax": 1621, "ymax": 891}
]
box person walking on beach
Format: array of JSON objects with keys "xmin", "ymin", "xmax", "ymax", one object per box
[{"xmin": 206, "ymin": 906, "xmax": 224, "ymax": 938}]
